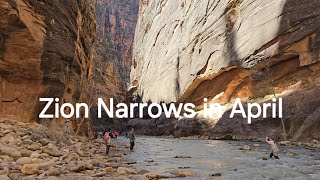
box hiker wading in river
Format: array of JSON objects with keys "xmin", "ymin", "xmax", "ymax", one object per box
[
  {"xmin": 128, "ymin": 128, "xmax": 136, "ymax": 150},
  {"xmin": 266, "ymin": 137, "xmax": 280, "ymax": 159},
  {"xmin": 104, "ymin": 130, "xmax": 112, "ymax": 155}
]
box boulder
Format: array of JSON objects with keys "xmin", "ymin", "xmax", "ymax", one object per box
[
  {"xmin": 32, "ymin": 158, "xmax": 43, "ymax": 164},
  {"xmin": 175, "ymin": 155, "xmax": 191, "ymax": 159},
  {"xmin": 170, "ymin": 169, "xmax": 196, "ymax": 177},
  {"xmin": 146, "ymin": 172, "xmax": 162, "ymax": 179},
  {"xmin": 39, "ymin": 161, "xmax": 56, "ymax": 171},
  {"xmin": 1, "ymin": 134, "xmax": 15, "ymax": 143},
  {"xmin": 239, "ymin": 145, "xmax": 251, "ymax": 151},
  {"xmin": 85, "ymin": 163, "xmax": 94, "ymax": 170},
  {"xmin": 30, "ymin": 152, "xmax": 42, "ymax": 159},
  {"xmin": 16, "ymin": 157, "xmax": 33, "ymax": 166},
  {"xmin": 145, "ymin": 159, "xmax": 154, "ymax": 163},
  {"xmin": 46, "ymin": 167, "xmax": 61, "ymax": 176},
  {"xmin": 212, "ymin": 172, "xmax": 222, "ymax": 177},
  {"xmin": 27, "ymin": 143, "xmax": 41, "ymax": 151},
  {"xmin": 66, "ymin": 153, "xmax": 80, "ymax": 162},
  {"xmin": 0, "ymin": 146, "xmax": 22, "ymax": 160},
  {"xmin": 117, "ymin": 167, "xmax": 128, "ymax": 175},
  {"xmin": 22, "ymin": 139, "xmax": 33, "ymax": 145},
  {"xmin": 67, "ymin": 163, "xmax": 86, "ymax": 172},
  {"xmin": 117, "ymin": 167, "xmax": 138, "ymax": 175},
  {"xmin": 0, "ymin": 155, "xmax": 14, "ymax": 162},
  {"xmin": 39, "ymin": 138, "xmax": 49, "ymax": 146},
  {"xmin": 312, "ymin": 139, "xmax": 319, "ymax": 144},
  {"xmin": 20, "ymin": 149, "xmax": 33, "ymax": 157},
  {"xmin": 21, "ymin": 164, "xmax": 39, "ymax": 175},
  {"xmin": 42, "ymin": 146, "xmax": 63, "ymax": 157}
]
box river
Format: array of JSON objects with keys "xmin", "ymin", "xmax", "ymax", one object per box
[{"xmin": 117, "ymin": 137, "xmax": 320, "ymax": 179}]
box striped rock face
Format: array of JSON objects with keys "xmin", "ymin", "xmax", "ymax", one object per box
[
  {"xmin": 130, "ymin": 0, "xmax": 320, "ymax": 140},
  {"xmin": 0, "ymin": 0, "xmax": 96, "ymax": 134}
]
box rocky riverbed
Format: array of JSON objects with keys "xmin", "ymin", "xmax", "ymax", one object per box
[
  {"xmin": 1, "ymin": 120, "xmax": 319, "ymax": 179},
  {"xmin": 0, "ymin": 120, "xmax": 161, "ymax": 180}
]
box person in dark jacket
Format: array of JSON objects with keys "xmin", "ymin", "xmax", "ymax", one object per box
[{"xmin": 128, "ymin": 128, "xmax": 136, "ymax": 150}]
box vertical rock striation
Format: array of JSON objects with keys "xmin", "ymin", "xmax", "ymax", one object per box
[
  {"xmin": 131, "ymin": 0, "xmax": 320, "ymax": 141},
  {"xmin": 0, "ymin": 0, "xmax": 96, "ymax": 135},
  {"xmin": 91, "ymin": 0, "xmax": 139, "ymax": 128}
]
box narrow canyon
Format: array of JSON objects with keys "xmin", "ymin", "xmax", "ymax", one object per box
[{"xmin": 1, "ymin": 0, "xmax": 320, "ymax": 179}]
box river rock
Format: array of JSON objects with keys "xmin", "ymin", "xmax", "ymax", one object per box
[
  {"xmin": 175, "ymin": 155, "xmax": 191, "ymax": 158},
  {"xmin": 27, "ymin": 143, "xmax": 41, "ymax": 151},
  {"xmin": 16, "ymin": 157, "xmax": 33, "ymax": 165},
  {"xmin": 85, "ymin": 163, "xmax": 94, "ymax": 170},
  {"xmin": 146, "ymin": 172, "xmax": 162, "ymax": 179},
  {"xmin": 170, "ymin": 169, "xmax": 196, "ymax": 177},
  {"xmin": 39, "ymin": 138, "xmax": 49, "ymax": 146},
  {"xmin": 76, "ymin": 149, "xmax": 91, "ymax": 157},
  {"xmin": 21, "ymin": 164, "xmax": 39, "ymax": 175},
  {"xmin": 46, "ymin": 167, "xmax": 61, "ymax": 176},
  {"xmin": 239, "ymin": 145, "xmax": 251, "ymax": 151},
  {"xmin": 32, "ymin": 158, "xmax": 43, "ymax": 164},
  {"xmin": 22, "ymin": 139, "xmax": 33, "ymax": 145},
  {"xmin": 42, "ymin": 146, "xmax": 63, "ymax": 157},
  {"xmin": 20, "ymin": 149, "xmax": 33, "ymax": 157},
  {"xmin": 91, "ymin": 172, "xmax": 106, "ymax": 177},
  {"xmin": 30, "ymin": 152, "xmax": 42, "ymax": 159},
  {"xmin": 67, "ymin": 163, "xmax": 86, "ymax": 172},
  {"xmin": 117, "ymin": 167, "xmax": 138, "ymax": 175},
  {"xmin": 312, "ymin": 140, "xmax": 319, "ymax": 144},
  {"xmin": 212, "ymin": 172, "xmax": 222, "ymax": 177},
  {"xmin": 105, "ymin": 167, "xmax": 114, "ymax": 172},
  {"xmin": 0, "ymin": 146, "xmax": 22, "ymax": 160},
  {"xmin": 0, "ymin": 155, "xmax": 14, "ymax": 162},
  {"xmin": 16, "ymin": 128, "xmax": 30, "ymax": 136},
  {"xmin": 7, "ymin": 173, "xmax": 22, "ymax": 180},
  {"xmin": 0, "ymin": 123, "xmax": 13, "ymax": 130},
  {"xmin": 39, "ymin": 161, "xmax": 55, "ymax": 171},
  {"xmin": 1, "ymin": 134, "xmax": 15, "ymax": 143},
  {"xmin": 145, "ymin": 159, "xmax": 154, "ymax": 163},
  {"xmin": 66, "ymin": 153, "xmax": 80, "ymax": 162}
]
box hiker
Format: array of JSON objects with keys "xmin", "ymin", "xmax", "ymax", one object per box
[
  {"xmin": 103, "ymin": 130, "xmax": 112, "ymax": 155},
  {"xmin": 114, "ymin": 131, "xmax": 119, "ymax": 138},
  {"xmin": 266, "ymin": 137, "xmax": 280, "ymax": 159},
  {"xmin": 106, "ymin": 129, "xmax": 115, "ymax": 139},
  {"xmin": 92, "ymin": 131, "xmax": 97, "ymax": 139},
  {"xmin": 128, "ymin": 128, "xmax": 136, "ymax": 150},
  {"xmin": 98, "ymin": 131, "xmax": 103, "ymax": 139}
]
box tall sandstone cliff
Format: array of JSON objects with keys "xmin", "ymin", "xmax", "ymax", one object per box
[
  {"xmin": 130, "ymin": 0, "xmax": 320, "ymax": 141},
  {"xmin": 0, "ymin": 0, "xmax": 96, "ymax": 135},
  {"xmin": 91, "ymin": 0, "xmax": 138, "ymax": 128}
]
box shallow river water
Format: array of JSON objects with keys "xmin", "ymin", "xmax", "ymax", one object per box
[{"xmin": 120, "ymin": 137, "xmax": 320, "ymax": 179}]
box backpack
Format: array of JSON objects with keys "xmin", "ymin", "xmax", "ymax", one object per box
[{"xmin": 103, "ymin": 133, "xmax": 110, "ymax": 142}]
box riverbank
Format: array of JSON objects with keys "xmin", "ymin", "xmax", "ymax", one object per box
[{"xmin": 0, "ymin": 120, "xmax": 159, "ymax": 180}]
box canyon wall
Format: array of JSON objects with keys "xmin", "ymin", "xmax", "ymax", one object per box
[
  {"xmin": 130, "ymin": 0, "xmax": 320, "ymax": 141},
  {"xmin": 0, "ymin": 0, "xmax": 96, "ymax": 135},
  {"xmin": 92, "ymin": 0, "xmax": 139, "ymax": 128}
]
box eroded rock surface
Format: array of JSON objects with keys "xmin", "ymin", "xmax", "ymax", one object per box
[
  {"xmin": 90, "ymin": 0, "xmax": 139, "ymax": 127},
  {"xmin": 0, "ymin": 0, "xmax": 96, "ymax": 134},
  {"xmin": 130, "ymin": 0, "xmax": 320, "ymax": 141}
]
